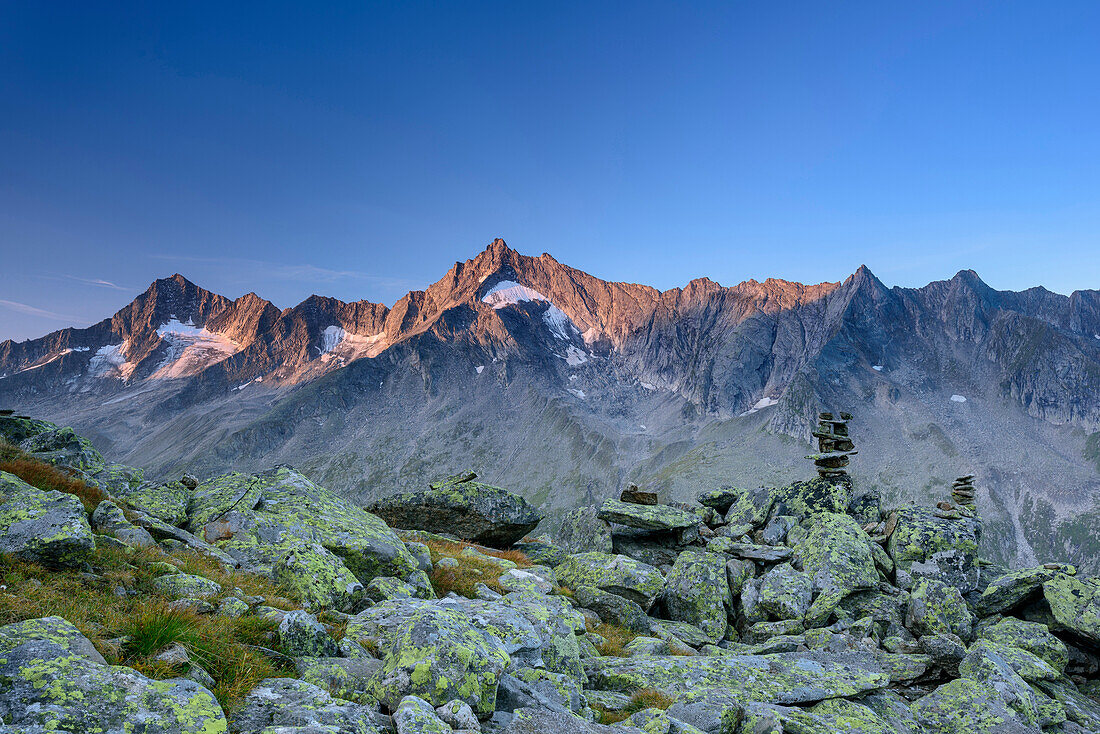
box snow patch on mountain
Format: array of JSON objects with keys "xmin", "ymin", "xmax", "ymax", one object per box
[
  {"xmin": 567, "ymin": 388, "xmax": 586, "ymax": 399},
  {"xmin": 951, "ymin": 394, "xmax": 968, "ymax": 403},
  {"xmin": 483, "ymin": 280, "xmax": 579, "ymax": 341},
  {"xmin": 563, "ymin": 346, "xmax": 589, "ymax": 366},
  {"xmin": 739, "ymin": 396, "xmax": 779, "ymax": 417},
  {"xmin": 318, "ymin": 325, "xmax": 387, "ymax": 363},
  {"xmin": 152, "ymin": 318, "xmax": 240, "ymax": 379},
  {"xmin": 89, "ymin": 342, "xmax": 135, "ymax": 380},
  {"xmin": 13, "ymin": 347, "xmax": 91, "ymax": 374}
]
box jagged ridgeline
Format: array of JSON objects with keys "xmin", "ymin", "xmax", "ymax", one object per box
[{"xmin": 2, "ymin": 411, "xmax": 1100, "ymax": 733}]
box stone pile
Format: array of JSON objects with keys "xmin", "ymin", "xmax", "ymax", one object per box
[
  {"xmin": 807, "ymin": 411, "xmax": 857, "ymax": 482},
  {"xmin": 953, "ymin": 475, "xmax": 977, "ymax": 510}
]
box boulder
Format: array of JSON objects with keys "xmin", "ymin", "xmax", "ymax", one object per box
[
  {"xmin": 273, "ymin": 542, "xmax": 365, "ymax": 611},
  {"xmin": 722, "ymin": 486, "xmax": 779, "ymax": 528},
  {"xmin": 368, "ymin": 471, "xmax": 540, "ymax": 548},
  {"xmin": 809, "ymin": 697, "xmax": 894, "ymax": 734},
  {"xmin": 114, "ymin": 479, "xmax": 191, "ymax": 526},
  {"xmin": 978, "ymin": 617, "xmax": 1068, "ymax": 673},
  {"xmin": 368, "ymin": 605, "xmax": 510, "ymax": 716},
  {"xmin": 230, "ymin": 678, "xmax": 381, "ymax": 734},
  {"xmin": 906, "ymin": 578, "xmax": 972, "ymax": 639},
  {"xmin": 293, "ymin": 657, "xmax": 384, "ymax": 704},
  {"xmin": 910, "ymin": 678, "xmax": 1037, "ymax": 734},
  {"xmin": 793, "ymin": 512, "xmax": 878, "ymax": 626},
  {"xmin": 19, "ymin": 426, "xmax": 105, "ymax": 473},
  {"xmin": 501, "ymin": 708, "xmax": 644, "ymax": 734},
  {"xmin": 574, "ymin": 585, "xmax": 652, "ymax": 633},
  {"xmin": 435, "ymin": 699, "xmax": 480, "ymax": 730},
  {"xmin": 597, "ymin": 499, "xmax": 698, "ymax": 533},
  {"xmin": 392, "ymin": 696, "xmax": 451, "ymax": 734},
  {"xmin": 778, "ymin": 478, "xmax": 852, "ymax": 518},
  {"xmin": 584, "ymin": 651, "xmax": 889, "ymax": 703},
  {"xmin": 556, "ymin": 506, "xmax": 614, "ymax": 554},
  {"xmin": 662, "ymin": 551, "xmax": 729, "ymax": 642},
  {"xmin": 279, "ymin": 611, "xmax": 341, "ymax": 658},
  {"xmin": 554, "ymin": 552, "xmax": 664, "ymax": 609},
  {"xmin": 0, "ymin": 471, "xmax": 94, "ymax": 568},
  {"xmin": 706, "ymin": 538, "xmax": 791, "ymax": 563},
  {"xmin": 1042, "ymin": 574, "xmax": 1100, "ymax": 646},
  {"xmin": 91, "ymin": 499, "xmax": 156, "ymax": 547},
  {"xmin": 696, "ymin": 487, "xmax": 741, "ymax": 514},
  {"xmin": 0, "ymin": 616, "xmax": 106, "ymax": 664},
  {"xmin": 978, "ymin": 566, "xmax": 1067, "ymax": 616},
  {"xmin": 212, "ymin": 466, "xmax": 419, "ymax": 584},
  {"xmin": 186, "ymin": 471, "xmax": 264, "ymax": 535},
  {"xmin": 0, "ymin": 414, "xmax": 56, "ymax": 444},
  {"xmin": 962, "ymin": 639, "xmax": 1060, "ymax": 683},
  {"xmin": 757, "ymin": 562, "xmax": 813, "ymax": 621},
  {"xmin": 887, "ymin": 505, "xmax": 981, "ymax": 593},
  {"xmin": 0, "ymin": 632, "xmax": 225, "ymax": 734},
  {"xmin": 152, "ymin": 573, "xmax": 223, "ymax": 600},
  {"xmin": 958, "ymin": 641, "xmax": 1045, "ymax": 727}
]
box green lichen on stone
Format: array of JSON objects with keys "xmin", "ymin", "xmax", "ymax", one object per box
[
  {"xmin": 554, "ymin": 552, "xmax": 664, "ymax": 610},
  {"xmin": 152, "ymin": 573, "xmax": 223, "ymax": 600},
  {"xmin": 978, "ymin": 617, "xmax": 1068, "ymax": 673},
  {"xmin": 19, "ymin": 426, "xmax": 105, "ymax": 474},
  {"xmin": 0, "ymin": 471, "xmax": 95, "ymax": 568},
  {"xmin": 1042, "ymin": 574, "xmax": 1100, "ymax": 645},
  {"xmin": 662, "ymin": 550, "xmax": 729, "ymax": 642}
]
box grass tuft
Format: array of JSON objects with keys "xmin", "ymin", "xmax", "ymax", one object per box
[
  {"xmin": 0, "ymin": 444, "xmax": 107, "ymax": 513},
  {"xmin": 423, "ymin": 538, "xmax": 532, "ymax": 598},
  {"xmin": 594, "ymin": 688, "xmax": 676, "ymax": 724},
  {"xmin": 586, "ymin": 618, "xmax": 639, "ymax": 657}
]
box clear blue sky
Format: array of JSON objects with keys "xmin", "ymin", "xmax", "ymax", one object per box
[{"xmin": 2, "ymin": 2, "xmax": 1099, "ymax": 341}]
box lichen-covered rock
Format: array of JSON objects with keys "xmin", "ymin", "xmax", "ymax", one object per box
[
  {"xmin": 153, "ymin": 572, "xmax": 223, "ymax": 600},
  {"xmin": 778, "ymin": 478, "xmax": 851, "ymax": 518},
  {"xmin": 0, "ymin": 638, "xmax": 227, "ymax": 734},
  {"xmin": 0, "ymin": 414, "xmax": 56, "ymax": 444},
  {"xmin": 187, "ymin": 471, "xmax": 265, "ymax": 535},
  {"xmin": 706, "ymin": 538, "xmax": 791, "ymax": 563},
  {"xmin": 721, "ymin": 486, "xmax": 779, "ymax": 528},
  {"xmin": 391, "ymin": 696, "xmax": 450, "ymax": 733},
  {"xmin": 91, "ymin": 499, "xmax": 156, "ymax": 547},
  {"xmin": 696, "ymin": 487, "xmax": 741, "ymax": 514},
  {"xmin": 273, "ymin": 542, "xmax": 365, "ymax": 611},
  {"xmin": 597, "ymin": 499, "xmax": 699, "ymax": 533},
  {"xmin": 19, "ymin": 425, "xmax": 105, "ymax": 473},
  {"xmin": 501, "ymin": 708, "xmax": 645, "ymax": 734},
  {"xmin": 0, "ymin": 471, "xmax": 95, "ymax": 568},
  {"xmin": 978, "ymin": 566, "xmax": 1068, "ymax": 615},
  {"xmin": 368, "ymin": 605, "xmax": 510, "ymax": 716},
  {"xmin": 293, "ymin": 658, "xmax": 383, "ymax": 703},
  {"xmin": 906, "ymin": 578, "xmax": 972, "ymax": 639},
  {"xmin": 499, "ymin": 568, "xmax": 553, "ymax": 595},
  {"xmin": 1042, "ymin": 574, "xmax": 1100, "ymax": 646},
  {"xmin": 757, "ymin": 562, "xmax": 812, "ymax": 621},
  {"xmin": 554, "ymin": 552, "xmax": 664, "ymax": 609},
  {"xmin": 365, "ymin": 576, "xmax": 419, "ymax": 603},
  {"xmin": 435, "ymin": 699, "xmax": 480, "ymax": 730},
  {"xmin": 978, "ymin": 617, "xmax": 1068, "ymax": 673},
  {"xmin": 213, "ymin": 467, "xmax": 418, "ymax": 584},
  {"xmin": 230, "ymin": 678, "xmax": 380, "ymax": 734},
  {"xmin": 368, "ymin": 472, "xmax": 540, "ymax": 548},
  {"xmin": 962, "ymin": 639, "xmax": 1060, "ymax": 683},
  {"xmin": 511, "ymin": 667, "xmax": 586, "ymax": 714},
  {"xmin": 556, "ymin": 506, "xmax": 614, "ymax": 554},
  {"xmin": 584, "ymin": 651, "xmax": 889, "ymax": 703},
  {"xmin": 83, "ymin": 462, "xmax": 146, "ymax": 497},
  {"xmin": 575, "ymin": 585, "xmax": 652, "ymax": 633},
  {"xmin": 858, "ymin": 691, "xmax": 923, "ymax": 734},
  {"xmin": 663, "ymin": 551, "xmax": 729, "ymax": 642},
  {"xmin": 793, "ymin": 512, "xmax": 878, "ymax": 626},
  {"xmin": 958, "ymin": 641, "xmax": 1045, "ymax": 727},
  {"xmin": 279, "ymin": 611, "xmax": 341, "ymax": 658},
  {"xmin": 1036, "ymin": 680, "xmax": 1100, "ymax": 732},
  {"xmin": 0, "ymin": 616, "xmax": 106, "ymax": 664},
  {"xmin": 808, "ymin": 697, "xmax": 894, "ymax": 733},
  {"xmin": 887, "ymin": 505, "xmax": 981, "ymax": 593},
  {"xmin": 910, "ymin": 678, "xmax": 1037, "ymax": 734},
  {"xmin": 219, "ymin": 596, "xmax": 251, "ymax": 618},
  {"xmin": 115, "ymin": 479, "xmax": 192, "ymax": 526}
]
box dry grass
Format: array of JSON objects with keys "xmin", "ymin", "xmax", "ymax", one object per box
[
  {"xmin": 586, "ymin": 618, "xmax": 640, "ymax": 657},
  {"xmin": 0, "ymin": 543, "xmax": 296, "ymax": 711},
  {"xmin": 423, "ymin": 538, "xmax": 532, "ymax": 598},
  {"xmin": 594, "ymin": 688, "xmax": 676, "ymax": 724},
  {"xmin": 0, "ymin": 444, "xmax": 107, "ymax": 513}
]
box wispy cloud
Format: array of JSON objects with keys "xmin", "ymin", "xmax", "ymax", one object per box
[
  {"xmin": 0, "ymin": 299, "xmax": 90, "ymax": 324},
  {"xmin": 62, "ymin": 275, "xmax": 129, "ymax": 290},
  {"xmin": 148, "ymin": 254, "xmax": 420, "ymax": 290}
]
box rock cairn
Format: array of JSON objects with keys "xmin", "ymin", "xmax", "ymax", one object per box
[
  {"xmin": 952, "ymin": 475, "xmax": 976, "ymax": 510},
  {"xmin": 807, "ymin": 411, "xmax": 857, "ymax": 482}
]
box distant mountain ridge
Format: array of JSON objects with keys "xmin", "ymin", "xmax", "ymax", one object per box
[{"xmin": 3, "ymin": 239, "xmax": 1100, "ymax": 572}]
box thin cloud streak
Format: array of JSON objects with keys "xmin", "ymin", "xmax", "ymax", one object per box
[
  {"xmin": 0, "ymin": 299, "xmax": 91, "ymax": 324},
  {"xmin": 62, "ymin": 275, "xmax": 129, "ymax": 291},
  {"xmin": 148, "ymin": 254, "xmax": 420, "ymax": 290}
]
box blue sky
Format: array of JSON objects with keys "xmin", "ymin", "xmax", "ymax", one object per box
[{"xmin": 2, "ymin": 2, "xmax": 1099, "ymax": 341}]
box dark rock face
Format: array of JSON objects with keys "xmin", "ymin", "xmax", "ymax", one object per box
[{"xmin": 368, "ymin": 472, "xmax": 541, "ymax": 548}]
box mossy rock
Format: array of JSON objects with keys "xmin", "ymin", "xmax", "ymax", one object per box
[
  {"xmin": 597, "ymin": 498, "xmax": 699, "ymax": 532},
  {"xmin": 230, "ymin": 677, "xmax": 380, "ymax": 733},
  {"xmin": 556, "ymin": 506, "xmax": 613, "ymax": 554},
  {"xmin": 0, "ymin": 414, "xmax": 56, "ymax": 445},
  {"xmin": 910, "ymin": 677, "xmax": 1037, "ymax": 733},
  {"xmin": 19, "ymin": 426, "xmax": 105, "ymax": 474},
  {"xmin": 906, "ymin": 578, "xmax": 972, "ymax": 639},
  {"xmin": 662, "ymin": 550, "xmax": 729, "ymax": 642},
  {"xmin": 978, "ymin": 617, "xmax": 1068, "ymax": 673},
  {"xmin": 1042, "ymin": 574, "xmax": 1100, "ymax": 646},
  {"xmin": 886, "ymin": 505, "xmax": 981, "ymax": 593},
  {"xmin": 273, "ymin": 541, "xmax": 365, "ymax": 611},
  {"xmin": 151, "ymin": 572, "xmax": 223, "ymax": 600},
  {"xmin": 554, "ymin": 552, "xmax": 664, "ymax": 610}
]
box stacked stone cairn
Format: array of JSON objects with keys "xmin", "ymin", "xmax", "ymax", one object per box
[
  {"xmin": 807, "ymin": 411, "xmax": 857, "ymax": 483},
  {"xmin": 952, "ymin": 475, "xmax": 977, "ymax": 511},
  {"xmin": 3, "ymin": 409, "xmax": 1100, "ymax": 733}
]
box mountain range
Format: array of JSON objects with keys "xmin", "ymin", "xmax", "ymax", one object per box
[{"xmin": 3, "ymin": 238, "xmax": 1099, "ymax": 571}]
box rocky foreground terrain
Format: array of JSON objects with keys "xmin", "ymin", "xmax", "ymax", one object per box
[
  {"xmin": 3, "ymin": 240, "xmax": 1100, "ymax": 574},
  {"xmin": 2, "ymin": 411, "xmax": 1100, "ymax": 733}
]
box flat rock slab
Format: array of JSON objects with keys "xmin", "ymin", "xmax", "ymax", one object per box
[
  {"xmin": 369, "ymin": 474, "xmax": 540, "ymax": 548},
  {"xmin": 597, "ymin": 499, "xmax": 698, "ymax": 532},
  {"xmin": 707, "ymin": 538, "xmax": 792, "ymax": 562},
  {"xmin": 584, "ymin": 651, "xmax": 889, "ymax": 704}
]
